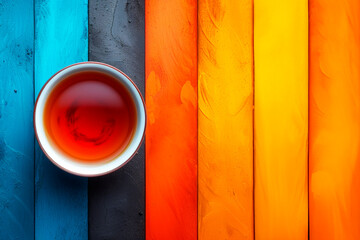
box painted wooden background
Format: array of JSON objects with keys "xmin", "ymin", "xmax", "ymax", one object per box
[{"xmin": 1, "ymin": 0, "xmax": 360, "ymax": 239}]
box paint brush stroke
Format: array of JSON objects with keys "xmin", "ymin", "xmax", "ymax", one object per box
[
  {"xmin": 145, "ymin": 0, "xmax": 197, "ymax": 239},
  {"xmin": 309, "ymin": 0, "xmax": 360, "ymax": 239},
  {"xmin": 198, "ymin": 0, "xmax": 254, "ymax": 239},
  {"xmin": 254, "ymin": 0, "xmax": 308, "ymax": 239}
]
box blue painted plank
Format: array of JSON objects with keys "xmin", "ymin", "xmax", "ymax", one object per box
[
  {"xmin": 0, "ymin": 0, "xmax": 35, "ymax": 239},
  {"xmin": 34, "ymin": 0, "xmax": 88, "ymax": 239}
]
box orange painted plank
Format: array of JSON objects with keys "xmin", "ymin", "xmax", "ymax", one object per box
[
  {"xmin": 145, "ymin": 0, "xmax": 197, "ymax": 239},
  {"xmin": 309, "ymin": 0, "xmax": 360, "ymax": 239},
  {"xmin": 254, "ymin": 0, "xmax": 308, "ymax": 239},
  {"xmin": 198, "ymin": 0, "xmax": 253, "ymax": 239}
]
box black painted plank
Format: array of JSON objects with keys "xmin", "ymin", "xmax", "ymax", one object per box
[{"xmin": 88, "ymin": 0, "xmax": 145, "ymax": 239}]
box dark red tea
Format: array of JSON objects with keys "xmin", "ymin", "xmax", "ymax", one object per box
[{"xmin": 43, "ymin": 70, "xmax": 137, "ymax": 163}]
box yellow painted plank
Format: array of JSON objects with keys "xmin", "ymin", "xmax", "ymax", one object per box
[
  {"xmin": 309, "ymin": 0, "xmax": 360, "ymax": 239},
  {"xmin": 254, "ymin": 0, "xmax": 308, "ymax": 239},
  {"xmin": 198, "ymin": 0, "xmax": 253, "ymax": 239}
]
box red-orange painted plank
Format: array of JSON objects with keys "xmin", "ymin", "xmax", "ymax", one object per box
[
  {"xmin": 309, "ymin": 0, "xmax": 360, "ymax": 239},
  {"xmin": 145, "ymin": 0, "xmax": 197, "ymax": 239}
]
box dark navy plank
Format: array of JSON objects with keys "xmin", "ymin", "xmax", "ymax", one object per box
[
  {"xmin": 88, "ymin": 0, "xmax": 145, "ymax": 239},
  {"xmin": 34, "ymin": 0, "xmax": 88, "ymax": 239},
  {"xmin": 0, "ymin": 0, "xmax": 34, "ymax": 239}
]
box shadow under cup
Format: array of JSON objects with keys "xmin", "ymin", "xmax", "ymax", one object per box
[{"xmin": 34, "ymin": 62, "xmax": 146, "ymax": 177}]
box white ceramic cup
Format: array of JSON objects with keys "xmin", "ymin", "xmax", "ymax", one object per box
[{"xmin": 34, "ymin": 62, "xmax": 146, "ymax": 177}]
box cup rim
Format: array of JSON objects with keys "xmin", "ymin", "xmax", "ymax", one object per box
[{"xmin": 34, "ymin": 61, "xmax": 146, "ymax": 177}]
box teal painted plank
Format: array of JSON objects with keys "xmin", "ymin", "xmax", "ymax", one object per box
[
  {"xmin": 34, "ymin": 0, "xmax": 88, "ymax": 239},
  {"xmin": 0, "ymin": 0, "xmax": 34, "ymax": 239}
]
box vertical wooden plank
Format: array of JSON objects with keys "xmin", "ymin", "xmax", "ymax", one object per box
[
  {"xmin": 34, "ymin": 0, "xmax": 88, "ymax": 239},
  {"xmin": 0, "ymin": 0, "xmax": 34, "ymax": 239},
  {"xmin": 254, "ymin": 0, "xmax": 308, "ymax": 239},
  {"xmin": 88, "ymin": 0, "xmax": 145, "ymax": 239},
  {"xmin": 145, "ymin": 0, "xmax": 197, "ymax": 239},
  {"xmin": 198, "ymin": 0, "xmax": 253, "ymax": 239},
  {"xmin": 309, "ymin": 0, "xmax": 360, "ymax": 239}
]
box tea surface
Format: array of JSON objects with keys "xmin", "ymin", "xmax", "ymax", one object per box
[{"xmin": 43, "ymin": 70, "xmax": 137, "ymax": 163}]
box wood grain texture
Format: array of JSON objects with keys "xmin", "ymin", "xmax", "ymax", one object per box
[
  {"xmin": 88, "ymin": 0, "xmax": 145, "ymax": 239},
  {"xmin": 254, "ymin": 0, "xmax": 308, "ymax": 239},
  {"xmin": 145, "ymin": 0, "xmax": 197, "ymax": 239},
  {"xmin": 198, "ymin": 0, "xmax": 253, "ymax": 239},
  {"xmin": 0, "ymin": 0, "xmax": 34, "ymax": 239},
  {"xmin": 309, "ymin": 1, "xmax": 360, "ymax": 239},
  {"xmin": 34, "ymin": 0, "xmax": 88, "ymax": 239}
]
